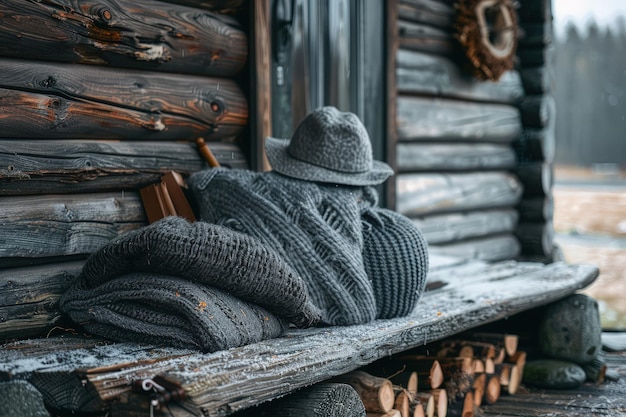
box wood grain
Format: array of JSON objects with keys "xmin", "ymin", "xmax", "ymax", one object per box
[
  {"xmin": 0, "ymin": 140, "xmax": 247, "ymax": 195},
  {"xmin": 397, "ymin": 50, "xmax": 524, "ymax": 104},
  {"xmin": 396, "ymin": 172, "xmax": 523, "ymax": 216},
  {"xmin": 397, "ymin": 143, "xmax": 516, "ymax": 172},
  {"xmin": 0, "ymin": 58, "xmax": 248, "ymax": 140},
  {"xmin": 397, "ymin": 97, "xmax": 521, "ymax": 143},
  {"xmin": 0, "ymin": 0, "xmax": 247, "ymax": 76},
  {"xmin": 0, "ymin": 258, "xmax": 599, "ymax": 416}
]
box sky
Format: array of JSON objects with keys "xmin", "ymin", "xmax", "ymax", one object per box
[{"xmin": 553, "ymin": 0, "xmax": 626, "ymax": 36}]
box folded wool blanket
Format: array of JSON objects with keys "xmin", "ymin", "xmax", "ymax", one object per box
[
  {"xmin": 75, "ymin": 216, "xmax": 321, "ymax": 328},
  {"xmin": 59, "ymin": 273, "xmax": 286, "ymax": 352},
  {"xmin": 59, "ymin": 217, "xmax": 323, "ymax": 351},
  {"xmin": 188, "ymin": 168, "xmax": 429, "ymax": 325}
]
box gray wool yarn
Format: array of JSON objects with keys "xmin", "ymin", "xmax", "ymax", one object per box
[
  {"xmin": 59, "ymin": 273, "xmax": 285, "ymax": 352},
  {"xmin": 188, "ymin": 168, "xmax": 380, "ymax": 326},
  {"xmin": 362, "ymin": 208, "xmax": 429, "ymax": 319},
  {"xmin": 80, "ymin": 216, "xmax": 321, "ymax": 328}
]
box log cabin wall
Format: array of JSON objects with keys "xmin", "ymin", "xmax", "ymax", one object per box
[
  {"xmin": 388, "ymin": 0, "xmax": 556, "ymax": 262},
  {"xmin": 0, "ymin": 0, "xmax": 254, "ymax": 341}
]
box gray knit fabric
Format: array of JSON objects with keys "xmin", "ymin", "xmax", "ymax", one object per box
[
  {"xmin": 188, "ymin": 168, "xmax": 380, "ymax": 325},
  {"xmin": 60, "ymin": 273, "xmax": 285, "ymax": 352},
  {"xmin": 362, "ymin": 208, "xmax": 429, "ymax": 319},
  {"xmin": 77, "ymin": 216, "xmax": 321, "ymax": 328},
  {"xmin": 265, "ymin": 106, "xmax": 393, "ymax": 186}
]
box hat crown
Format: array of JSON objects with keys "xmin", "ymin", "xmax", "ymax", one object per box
[{"xmin": 287, "ymin": 107, "xmax": 373, "ymax": 173}]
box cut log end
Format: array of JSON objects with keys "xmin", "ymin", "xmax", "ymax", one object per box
[{"xmin": 485, "ymin": 375, "xmax": 502, "ymax": 404}]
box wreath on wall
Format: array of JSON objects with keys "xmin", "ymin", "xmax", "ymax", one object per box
[{"xmin": 455, "ymin": 0, "xmax": 518, "ymax": 81}]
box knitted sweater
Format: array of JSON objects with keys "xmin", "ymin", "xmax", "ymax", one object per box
[{"xmin": 189, "ymin": 169, "xmax": 380, "ymax": 325}]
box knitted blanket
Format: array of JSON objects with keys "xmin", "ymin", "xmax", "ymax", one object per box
[
  {"xmin": 188, "ymin": 169, "xmax": 429, "ymax": 325},
  {"xmin": 59, "ymin": 217, "xmax": 322, "ymax": 352}
]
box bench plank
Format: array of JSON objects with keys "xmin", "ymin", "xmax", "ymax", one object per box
[{"xmin": 0, "ymin": 259, "xmax": 599, "ymax": 416}]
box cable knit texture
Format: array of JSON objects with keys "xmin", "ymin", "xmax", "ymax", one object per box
[
  {"xmin": 362, "ymin": 208, "xmax": 429, "ymax": 319},
  {"xmin": 60, "ymin": 273, "xmax": 285, "ymax": 352},
  {"xmin": 76, "ymin": 216, "xmax": 321, "ymax": 328},
  {"xmin": 188, "ymin": 168, "xmax": 429, "ymax": 325}
]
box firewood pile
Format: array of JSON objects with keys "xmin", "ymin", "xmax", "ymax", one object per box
[{"xmin": 338, "ymin": 332, "xmax": 524, "ymax": 417}]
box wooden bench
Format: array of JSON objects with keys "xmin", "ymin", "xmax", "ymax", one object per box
[{"xmin": 0, "ymin": 255, "xmax": 598, "ymax": 416}]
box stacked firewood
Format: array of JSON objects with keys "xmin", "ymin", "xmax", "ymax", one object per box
[{"xmin": 338, "ymin": 332, "xmax": 528, "ymax": 417}]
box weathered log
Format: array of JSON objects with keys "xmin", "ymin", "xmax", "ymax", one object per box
[
  {"xmin": 445, "ymin": 390, "xmax": 473, "ymax": 417},
  {"xmin": 373, "ymin": 357, "xmax": 443, "ymax": 391},
  {"xmin": 519, "ymin": 67, "xmax": 554, "ymax": 95},
  {"xmin": 410, "ymin": 209, "xmax": 518, "ymax": 246},
  {"xmin": 471, "ymin": 373, "xmax": 486, "ymax": 406},
  {"xmin": 437, "ymin": 357, "xmax": 474, "ymax": 379},
  {"xmin": 519, "ymin": 95, "xmax": 555, "ymax": 129},
  {"xmin": 429, "ymin": 234, "xmax": 521, "ymax": 262},
  {"xmin": 518, "ymin": 22, "xmax": 554, "ymax": 47},
  {"xmin": 389, "ymin": 371, "xmax": 418, "ymax": 395},
  {"xmin": 398, "ymin": 21, "xmax": 456, "ymax": 55},
  {"xmin": 0, "ymin": 0, "xmax": 247, "ymax": 76},
  {"xmin": 517, "ymin": 197, "xmax": 554, "ymax": 222},
  {"xmin": 397, "ymin": 143, "xmax": 516, "ymax": 172},
  {"xmin": 516, "ymin": 0, "xmax": 552, "ymax": 23},
  {"xmin": 0, "ymin": 58, "xmax": 248, "ymax": 140},
  {"xmin": 438, "ymin": 341, "xmax": 500, "ymax": 361},
  {"xmin": 395, "ymin": 390, "xmax": 410, "ymax": 417},
  {"xmin": 0, "ymin": 192, "xmax": 144, "ymax": 267},
  {"xmin": 396, "ymin": 50, "xmax": 523, "ymax": 104},
  {"xmin": 0, "ymin": 261, "xmax": 599, "ymax": 416},
  {"xmin": 494, "ymin": 363, "xmax": 521, "ymax": 394},
  {"xmin": 515, "ymin": 221, "xmax": 554, "ymax": 257},
  {"xmin": 484, "ymin": 374, "xmax": 501, "ymax": 404},
  {"xmin": 517, "ymin": 45, "xmax": 555, "ymax": 68},
  {"xmin": 397, "ymin": 0, "xmax": 455, "ymax": 29},
  {"xmin": 456, "ymin": 333, "xmax": 519, "ymax": 357},
  {"xmin": 515, "ymin": 162, "xmax": 553, "ymax": 198},
  {"xmin": 515, "ymin": 121, "xmax": 556, "ymax": 164},
  {"xmin": 396, "ymin": 172, "xmax": 523, "ymax": 216},
  {"xmin": 156, "ymin": 0, "xmax": 245, "ymax": 13},
  {"xmin": 411, "ymin": 392, "xmax": 434, "ymax": 417},
  {"xmin": 333, "ymin": 371, "xmax": 395, "ymax": 414},
  {"xmin": 367, "ymin": 410, "xmax": 401, "ymax": 417},
  {"xmin": 0, "ymin": 140, "xmax": 247, "ymax": 195},
  {"xmin": 411, "ymin": 402, "xmax": 425, "ymax": 417},
  {"xmin": 0, "ymin": 261, "xmax": 84, "ymax": 341},
  {"xmin": 397, "ymin": 97, "xmax": 521, "ymax": 142},
  {"xmin": 430, "ymin": 389, "xmax": 447, "ymax": 417}
]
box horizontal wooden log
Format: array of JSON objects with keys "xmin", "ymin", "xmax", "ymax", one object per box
[
  {"xmin": 515, "ymin": 221, "xmax": 555, "ymax": 257},
  {"xmin": 398, "ymin": 20, "xmax": 456, "ymax": 55},
  {"xmin": 517, "ymin": 45, "xmax": 555, "ymax": 68},
  {"xmin": 397, "ymin": 97, "xmax": 522, "ymax": 142},
  {"xmin": 0, "ymin": 260, "xmax": 599, "ymax": 416},
  {"xmin": 0, "ymin": 140, "xmax": 247, "ymax": 195},
  {"xmin": 397, "ymin": 0, "xmax": 455, "ymax": 29},
  {"xmin": 0, "ymin": 0, "xmax": 247, "ymax": 76},
  {"xmin": 514, "ymin": 126, "xmax": 556, "ymax": 164},
  {"xmin": 397, "ymin": 143, "xmax": 516, "ymax": 172},
  {"xmin": 428, "ymin": 234, "xmax": 521, "ymax": 261},
  {"xmin": 156, "ymin": 0, "xmax": 245, "ymax": 12},
  {"xmin": 396, "ymin": 172, "xmax": 523, "ymax": 216},
  {"xmin": 519, "ymin": 95, "xmax": 555, "ymax": 129},
  {"xmin": 515, "ymin": 162, "xmax": 553, "ymax": 198},
  {"xmin": 0, "ymin": 192, "xmax": 145, "ymax": 267},
  {"xmin": 518, "ymin": 22, "xmax": 554, "ymax": 47},
  {"xmin": 396, "ymin": 50, "xmax": 524, "ymax": 104},
  {"xmin": 516, "ymin": 0, "xmax": 552, "ymax": 24},
  {"xmin": 410, "ymin": 209, "xmax": 518, "ymax": 245},
  {"xmin": 0, "ymin": 261, "xmax": 84, "ymax": 341},
  {"xmin": 517, "ymin": 197, "xmax": 554, "ymax": 222},
  {"xmin": 0, "ymin": 58, "xmax": 248, "ymax": 140},
  {"xmin": 519, "ymin": 67, "xmax": 554, "ymax": 95}
]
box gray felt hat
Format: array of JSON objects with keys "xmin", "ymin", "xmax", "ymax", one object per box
[{"xmin": 265, "ymin": 106, "xmax": 394, "ymax": 186}]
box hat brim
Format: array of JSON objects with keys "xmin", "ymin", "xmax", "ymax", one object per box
[{"xmin": 265, "ymin": 137, "xmax": 394, "ymax": 186}]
